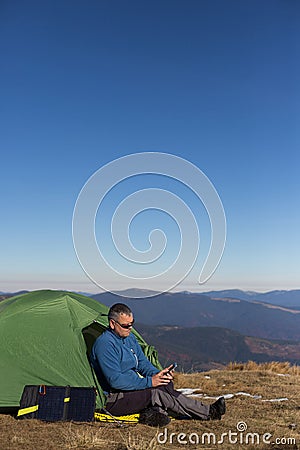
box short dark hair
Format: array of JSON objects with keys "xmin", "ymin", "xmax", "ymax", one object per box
[{"xmin": 108, "ymin": 303, "xmax": 132, "ymax": 322}]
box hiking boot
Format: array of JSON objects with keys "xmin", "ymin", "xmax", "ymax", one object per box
[
  {"xmin": 139, "ymin": 407, "xmax": 171, "ymax": 427},
  {"xmin": 209, "ymin": 396, "xmax": 226, "ymax": 420}
]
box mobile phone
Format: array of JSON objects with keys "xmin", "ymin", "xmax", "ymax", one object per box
[{"xmin": 167, "ymin": 363, "xmax": 177, "ymax": 373}]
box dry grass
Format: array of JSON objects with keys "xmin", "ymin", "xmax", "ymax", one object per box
[
  {"xmin": 1, "ymin": 363, "xmax": 300, "ymax": 449},
  {"xmin": 227, "ymin": 361, "xmax": 300, "ymax": 375},
  {"xmin": 61, "ymin": 423, "xmax": 109, "ymax": 448}
]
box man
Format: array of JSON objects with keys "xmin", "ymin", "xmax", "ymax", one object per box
[{"xmin": 91, "ymin": 303, "xmax": 225, "ymax": 426}]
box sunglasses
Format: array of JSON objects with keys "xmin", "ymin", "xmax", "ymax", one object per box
[{"xmin": 113, "ymin": 319, "xmax": 134, "ymax": 329}]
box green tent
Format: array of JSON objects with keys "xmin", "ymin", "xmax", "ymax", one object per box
[{"xmin": 0, "ymin": 290, "xmax": 161, "ymax": 413}]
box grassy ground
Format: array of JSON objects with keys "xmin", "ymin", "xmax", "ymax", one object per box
[{"xmin": 1, "ymin": 362, "xmax": 300, "ymax": 449}]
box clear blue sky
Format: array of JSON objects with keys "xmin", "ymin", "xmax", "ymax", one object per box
[{"xmin": 1, "ymin": 0, "xmax": 299, "ymax": 293}]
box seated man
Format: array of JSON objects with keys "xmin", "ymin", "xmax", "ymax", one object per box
[{"xmin": 91, "ymin": 303, "xmax": 225, "ymax": 426}]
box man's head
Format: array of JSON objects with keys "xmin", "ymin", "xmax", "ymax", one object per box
[{"xmin": 108, "ymin": 303, "xmax": 134, "ymax": 338}]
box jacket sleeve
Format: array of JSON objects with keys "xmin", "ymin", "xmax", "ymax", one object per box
[{"xmin": 93, "ymin": 338, "xmax": 154, "ymax": 391}]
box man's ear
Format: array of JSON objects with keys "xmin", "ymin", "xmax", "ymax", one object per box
[{"xmin": 109, "ymin": 319, "xmax": 115, "ymax": 329}]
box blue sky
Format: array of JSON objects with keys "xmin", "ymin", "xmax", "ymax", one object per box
[{"xmin": 1, "ymin": 0, "xmax": 299, "ymax": 294}]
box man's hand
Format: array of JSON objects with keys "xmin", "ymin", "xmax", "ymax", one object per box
[{"xmin": 152, "ymin": 365, "xmax": 175, "ymax": 387}]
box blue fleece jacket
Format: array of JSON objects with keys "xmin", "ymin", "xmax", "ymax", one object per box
[{"xmin": 90, "ymin": 328, "xmax": 159, "ymax": 393}]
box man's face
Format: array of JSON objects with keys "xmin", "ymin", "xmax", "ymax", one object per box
[{"xmin": 110, "ymin": 313, "xmax": 134, "ymax": 338}]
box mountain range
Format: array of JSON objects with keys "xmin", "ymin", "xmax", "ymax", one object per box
[
  {"xmin": 92, "ymin": 290, "xmax": 300, "ymax": 341},
  {"xmin": 202, "ymin": 289, "xmax": 300, "ymax": 308},
  {"xmin": 135, "ymin": 323, "xmax": 300, "ymax": 372}
]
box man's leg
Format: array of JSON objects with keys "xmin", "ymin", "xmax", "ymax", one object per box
[
  {"xmin": 150, "ymin": 382, "xmax": 210, "ymax": 420},
  {"xmin": 105, "ymin": 383, "xmax": 224, "ymax": 421},
  {"xmin": 105, "ymin": 389, "xmax": 171, "ymax": 426},
  {"xmin": 105, "ymin": 390, "xmax": 152, "ymax": 416}
]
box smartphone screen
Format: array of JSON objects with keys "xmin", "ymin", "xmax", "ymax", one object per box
[{"xmin": 167, "ymin": 363, "xmax": 177, "ymax": 373}]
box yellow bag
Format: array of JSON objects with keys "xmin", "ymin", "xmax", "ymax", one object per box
[{"xmin": 94, "ymin": 411, "xmax": 140, "ymax": 423}]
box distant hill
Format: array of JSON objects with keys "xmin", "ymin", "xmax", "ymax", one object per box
[
  {"xmin": 113, "ymin": 288, "xmax": 160, "ymax": 298},
  {"xmin": 135, "ymin": 323, "xmax": 300, "ymax": 372},
  {"xmin": 202, "ymin": 289, "xmax": 300, "ymax": 308},
  {"xmin": 92, "ymin": 291, "xmax": 300, "ymax": 341}
]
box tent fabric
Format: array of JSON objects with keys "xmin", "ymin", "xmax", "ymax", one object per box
[{"xmin": 0, "ymin": 290, "xmax": 162, "ymax": 411}]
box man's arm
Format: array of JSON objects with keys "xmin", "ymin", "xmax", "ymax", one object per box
[
  {"xmin": 93, "ymin": 338, "xmax": 153, "ymax": 391},
  {"xmin": 132, "ymin": 338, "xmax": 174, "ymax": 387}
]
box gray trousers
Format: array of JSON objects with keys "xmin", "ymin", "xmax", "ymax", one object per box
[{"xmin": 105, "ymin": 382, "xmax": 210, "ymax": 420}]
